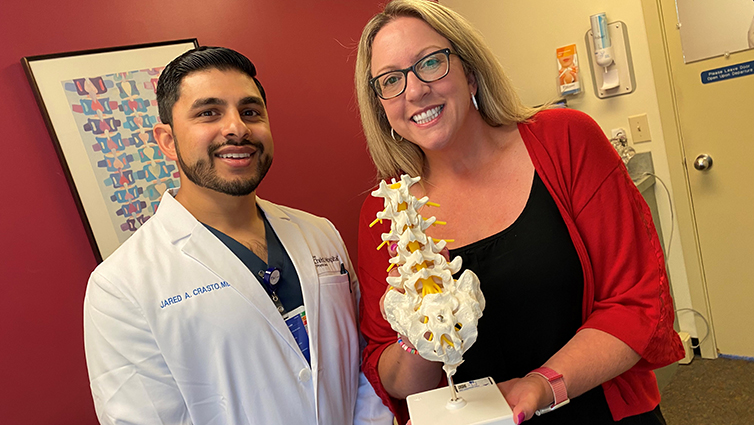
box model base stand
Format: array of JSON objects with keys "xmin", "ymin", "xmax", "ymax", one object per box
[{"xmin": 407, "ymin": 377, "xmax": 515, "ymax": 425}]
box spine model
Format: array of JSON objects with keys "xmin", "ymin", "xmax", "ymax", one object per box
[{"xmin": 371, "ymin": 174, "xmax": 485, "ymax": 376}]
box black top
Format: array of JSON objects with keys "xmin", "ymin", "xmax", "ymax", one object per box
[{"xmin": 449, "ymin": 173, "xmax": 663, "ymax": 425}]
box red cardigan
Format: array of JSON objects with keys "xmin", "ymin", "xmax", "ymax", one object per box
[{"xmin": 357, "ymin": 108, "xmax": 684, "ymax": 423}]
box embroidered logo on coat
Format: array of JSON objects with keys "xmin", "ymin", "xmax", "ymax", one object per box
[{"xmin": 312, "ymin": 255, "xmax": 341, "ymax": 274}]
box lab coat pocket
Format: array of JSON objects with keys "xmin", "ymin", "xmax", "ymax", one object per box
[
  {"xmin": 319, "ymin": 273, "xmax": 354, "ymax": 304},
  {"xmin": 319, "ymin": 272, "xmax": 356, "ymax": 314},
  {"xmin": 319, "ymin": 273, "xmax": 350, "ymax": 286}
]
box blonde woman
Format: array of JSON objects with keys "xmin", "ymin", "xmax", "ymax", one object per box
[{"xmin": 355, "ymin": 1, "xmax": 684, "ymax": 424}]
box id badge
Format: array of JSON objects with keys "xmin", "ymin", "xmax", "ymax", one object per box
[{"xmin": 283, "ymin": 305, "xmax": 310, "ymax": 364}]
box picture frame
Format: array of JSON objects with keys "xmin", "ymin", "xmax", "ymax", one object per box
[{"xmin": 23, "ymin": 39, "xmax": 199, "ymax": 262}]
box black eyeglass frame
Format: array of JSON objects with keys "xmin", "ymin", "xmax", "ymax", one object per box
[{"xmin": 369, "ymin": 48, "xmax": 454, "ymax": 100}]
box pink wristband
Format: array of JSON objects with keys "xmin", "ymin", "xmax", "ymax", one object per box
[{"xmin": 525, "ymin": 367, "xmax": 570, "ymax": 415}]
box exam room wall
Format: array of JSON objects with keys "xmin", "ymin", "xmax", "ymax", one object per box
[
  {"xmin": 0, "ymin": 1, "xmax": 381, "ymax": 423},
  {"xmin": 440, "ymin": 0, "xmax": 696, "ymax": 335}
]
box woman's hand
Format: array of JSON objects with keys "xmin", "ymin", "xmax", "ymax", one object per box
[
  {"xmin": 376, "ymin": 243, "xmax": 449, "ymax": 399},
  {"xmin": 497, "ymin": 375, "xmax": 553, "ymax": 424},
  {"xmin": 405, "ymin": 374, "xmax": 545, "ymax": 425}
]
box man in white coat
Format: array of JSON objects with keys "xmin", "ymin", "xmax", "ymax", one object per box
[{"xmin": 84, "ymin": 46, "xmax": 392, "ymax": 425}]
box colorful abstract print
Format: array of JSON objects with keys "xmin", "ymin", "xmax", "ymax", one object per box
[{"xmin": 64, "ymin": 68, "xmax": 179, "ymax": 243}]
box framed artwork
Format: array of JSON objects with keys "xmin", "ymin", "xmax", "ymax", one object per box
[{"xmin": 23, "ymin": 39, "xmax": 198, "ymax": 262}]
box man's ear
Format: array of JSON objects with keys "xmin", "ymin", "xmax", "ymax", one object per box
[{"xmin": 154, "ymin": 123, "xmax": 178, "ymax": 161}]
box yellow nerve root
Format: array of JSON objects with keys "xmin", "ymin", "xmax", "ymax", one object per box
[
  {"xmin": 426, "ymin": 201, "xmax": 440, "ymax": 207},
  {"xmin": 441, "ymin": 334, "xmax": 455, "ymax": 348},
  {"xmin": 419, "ymin": 277, "xmax": 442, "ymax": 297},
  {"xmin": 423, "ymin": 333, "xmax": 455, "ymax": 348},
  {"xmin": 369, "ymin": 217, "xmax": 382, "ymax": 228}
]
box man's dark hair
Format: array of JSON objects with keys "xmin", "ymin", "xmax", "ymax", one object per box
[{"xmin": 156, "ymin": 46, "xmax": 267, "ymax": 125}]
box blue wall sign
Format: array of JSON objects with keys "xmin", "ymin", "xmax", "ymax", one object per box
[{"xmin": 701, "ymin": 60, "xmax": 754, "ymax": 84}]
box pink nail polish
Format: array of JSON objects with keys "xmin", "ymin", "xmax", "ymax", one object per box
[{"xmin": 517, "ymin": 412, "xmax": 525, "ymax": 424}]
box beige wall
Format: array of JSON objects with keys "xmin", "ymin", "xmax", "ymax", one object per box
[{"xmin": 441, "ymin": 0, "xmax": 696, "ymax": 334}]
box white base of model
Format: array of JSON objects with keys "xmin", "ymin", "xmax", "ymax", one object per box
[{"xmin": 407, "ymin": 377, "xmax": 515, "ymax": 425}]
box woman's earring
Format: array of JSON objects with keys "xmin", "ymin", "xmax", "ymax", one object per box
[
  {"xmin": 391, "ymin": 128, "xmax": 404, "ymax": 142},
  {"xmin": 471, "ymin": 93, "xmax": 479, "ymax": 111}
]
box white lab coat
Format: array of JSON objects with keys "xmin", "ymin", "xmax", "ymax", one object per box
[{"xmin": 84, "ymin": 189, "xmax": 392, "ymax": 425}]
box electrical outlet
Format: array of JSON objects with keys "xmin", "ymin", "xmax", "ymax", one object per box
[
  {"xmin": 628, "ymin": 114, "xmax": 651, "ymax": 143},
  {"xmin": 611, "ymin": 128, "xmax": 627, "ymax": 141},
  {"xmin": 678, "ymin": 331, "xmax": 693, "ymax": 364}
]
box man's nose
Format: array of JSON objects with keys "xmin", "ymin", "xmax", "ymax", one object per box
[{"xmin": 221, "ymin": 111, "xmax": 250, "ymax": 141}]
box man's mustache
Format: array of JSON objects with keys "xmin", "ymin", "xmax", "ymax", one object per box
[{"xmin": 207, "ymin": 140, "xmax": 265, "ymax": 156}]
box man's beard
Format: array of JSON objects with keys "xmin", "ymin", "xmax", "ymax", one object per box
[{"xmin": 174, "ymin": 137, "xmax": 272, "ymax": 197}]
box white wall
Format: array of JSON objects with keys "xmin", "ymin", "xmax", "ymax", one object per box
[{"xmin": 441, "ymin": 0, "xmax": 697, "ymax": 335}]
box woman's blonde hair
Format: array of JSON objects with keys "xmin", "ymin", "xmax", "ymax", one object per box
[{"xmin": 355, "ymin": 0, "xmax": 540, "ymax": 180}]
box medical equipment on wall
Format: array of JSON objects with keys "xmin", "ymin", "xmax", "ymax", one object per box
[
  {"xmin": 585, "ymin": 14, "xmax": 636, "ymax": 98},
  {"xmin": 591, "ymin": 13, "xmax": 618, "ymax": 89}
]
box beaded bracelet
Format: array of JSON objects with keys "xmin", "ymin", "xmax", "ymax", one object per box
[{"xmin": 397, "ymin": 335, "xmax": 420, "ymax": 355}]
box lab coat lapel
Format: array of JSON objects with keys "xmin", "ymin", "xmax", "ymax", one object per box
[
  {"xmin": 173, "ymin": 200, "xmax": 302, "ymax": 357},
  {"xmin": 258, "ymin": 199, "xmax": 320, "ymax": 369}
]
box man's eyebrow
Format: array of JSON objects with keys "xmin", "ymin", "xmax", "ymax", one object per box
[
  {"xmin": 238, "ymin": 96, "xmax": 265, "ymax": 107},
  {"xmin": 190, "ymin": 97, "xmax": 227, "ymax": 110}
]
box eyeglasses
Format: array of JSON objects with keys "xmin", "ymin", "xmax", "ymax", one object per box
[{"xmin": 370, "ymin": 48, "xmax": 453, "ymax": 100}]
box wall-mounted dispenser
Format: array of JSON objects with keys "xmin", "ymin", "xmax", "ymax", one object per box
[
  {"xmin": 590, "ymin": 13, "xmax": 619, "ymax": 90},
  {"xmin": 585, "ymin": 14, "xmax": 636, "ymax": 99}
]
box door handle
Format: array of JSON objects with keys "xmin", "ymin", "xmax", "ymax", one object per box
[{"xmin": 693, "ymin": 154, "xmax": 713, "ymax": 171}]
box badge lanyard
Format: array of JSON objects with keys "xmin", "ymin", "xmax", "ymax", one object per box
[{"xmin": 259, "ymin": 267, "xmax": 284, "ymax": 314}]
